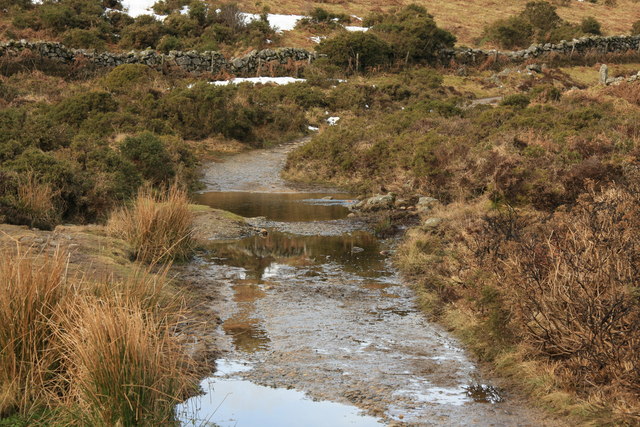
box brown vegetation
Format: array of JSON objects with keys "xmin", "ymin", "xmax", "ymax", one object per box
[
  {"xmin": 0, "ymin": 245, "xmax": 195, "ymax": 424},
  {"xmin": 108, "ymin": 185, "xmax": 195, "ymax": 263}
]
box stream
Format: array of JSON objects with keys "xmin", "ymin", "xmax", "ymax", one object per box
[{"xmin": 175, "ymin": 141, "xmax": 550, "ymax": 426}]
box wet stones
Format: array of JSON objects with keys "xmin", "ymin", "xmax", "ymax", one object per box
[{"xmin": 353, "ymin": 193, "xmax": 396, "ymax": 212}]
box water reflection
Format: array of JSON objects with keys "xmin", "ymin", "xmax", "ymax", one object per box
[
  {"xmin": 223, "ymin": 282, "xmax": 270, "ymax": 353},
  {"xmin": 177, "ymin": 375, "xmax": 383, "ymax": 427},
  {"xmin": 208, "ymin": 231, "xmax": 385, "ymax": 280},
  {"xmin": 196, "ymin": 192, "xmax": 354, "ymax": 222}
]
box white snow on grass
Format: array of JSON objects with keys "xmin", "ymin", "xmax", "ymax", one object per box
[
  {"xmin": 211, "ymin": 77, "xmax": 306, "ymax": 86},
  {"xmin": 309, "ymin": 36, "xmax": 326, "ymax": 44},
  {"xmin": 308, "ymin": 126, "xmax": 319, "ymax": 131},
  {"xmin": 241, "ymin": 13, "xmax": 304, "ymax": 32},
  {"xmin": 326, "ymin": 117, "xmax": 340, "ymax": 126},
  {"xmin": 121, "ymin": 0, "xmax": 158, "ymax": 18},
  {"xmin": 198, "ymin": 77, "xmax": 306, "ymax": 87},
  {"xmin": 344, "ymin": 26, "xmax": 369, "ymax": 32}
]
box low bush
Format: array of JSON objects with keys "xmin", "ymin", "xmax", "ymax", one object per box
[
  {"xmin": 316, "ymin": 32, "xmax": 392, "ymax": 74},
  {"xmin": 580, "ymin": 16, "xmax": 602, "ymax": 35},
  {"xmin": 370, "ymin": 4, "xmax": 456, "ymax": 65},
  {"xmin": 483, "ymin": 16, "xmax": 533, "ymax": 50},
  {"xmin": 483, "ymin": 1, "xmax": 584, "ymax": 48}
]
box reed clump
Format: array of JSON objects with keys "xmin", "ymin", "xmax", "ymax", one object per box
[
  {"xmin": 108, "ymin": 185, "xmax": 195, "ymax": 264},
  {"xmin": 0, "ymin": 246, "xmax": 195, "ymax": 425}
]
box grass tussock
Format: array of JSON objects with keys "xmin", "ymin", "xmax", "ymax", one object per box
[
  {"xmin": 108, "ymin": 185, "xmax": 195, "ymax": 264},
  {"xmin": 0, "ymin": 246, "xmax": 195, "ymax": 425}
]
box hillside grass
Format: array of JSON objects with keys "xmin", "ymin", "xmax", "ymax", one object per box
[{"xmin": 236, "ymin": 0, "xmax": 640, "ymax": 46}]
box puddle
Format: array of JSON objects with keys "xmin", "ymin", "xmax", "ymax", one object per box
[
  {"xmin": 465, "ymin": 383, "xmax": 504, "ymax": 404},
  {"xmin": 196, "ymin": 192, "xmax": 354, "ymax": 222},
  {"xmin": 206, "ymin": 230, "xmax": 386, "ymax": 280},
  {"xmin": 177, "ymin": 376, "xmax": 383, "ymax": 427},
  {"xmin": 222, "ymin": 318, "xmax": 270, "ymax": 353}
]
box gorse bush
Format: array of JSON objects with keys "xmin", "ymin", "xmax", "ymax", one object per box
[
  {"xmin": 317, "ymin": 5, "xmax": 455, "ymax": 73},
  {"xmin": 317, "ymin": 32, "xmax": 392, "ymax": 74},
  {"xmin": 369, "ymin": 4, "xmax": 456, "ymax": 64},
  {"xmin": 483, "ymin": 1, "xmax": 592, "ymax": 48},
  {"xmin": 0, "ymin": 65, "xmax": 317, "ymax": 228},
  {"xmin": 6, "ymin": 0, "xmax": 276, "ymax": 53}
]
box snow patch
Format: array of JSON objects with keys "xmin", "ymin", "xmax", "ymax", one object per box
[
  {"xmin": 208, "ymin": 77, "xmax": 306, "ymax": 86},
  {"xmin": 121, "ymin": 0, "xmax": 158, "ymax": 18},
  {"xmin": 326, "ymin": 117, "xmax": 340, "ymax": 126},
  {"xmin": 344, "ymin": 26, "xmax": 369, "ymax": 32},
  {"xmin": 241, "ymin": 13, "xmax": 304, "ymax": 32}
]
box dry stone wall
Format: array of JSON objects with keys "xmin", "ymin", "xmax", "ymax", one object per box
[
  {"xmin": 0, "ymin": 39, "xmax": 315, "ymax": 76},
  {"xmin": 1, "ymin": 35, "xmax": 640, "ymax": 77},
  {"xmin": 440, "ymin": 35, "xmax": 640, "ymax": 66}
]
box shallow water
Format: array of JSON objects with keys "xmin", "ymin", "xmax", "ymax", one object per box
[
  {"xmin": 178, "ymin": 142, "xmax": 548, "ymax": 427},
  {"xmin": 195, "ymin": 192, "xmax": 354, "ymax": 222}
]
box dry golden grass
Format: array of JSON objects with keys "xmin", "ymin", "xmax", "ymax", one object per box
[
  {"xmin": 58, "ymin": 297, "xmax": 193, "ymax": 425},
  {"xmin": 15, "ymin": 172, "xmax": 59, "ymax": 228},
  {"xmin": 108, "ymin": 185, "xmax": 195, "ymax": 264},
  {"xmin": 0, "ymin": 247, "xmax": 70, "ymax": 417},
  {"xmin": 232, "ymin": 0, "xmax": 640, "ymax": 46},
  {"xmin": 0, "ymin": 245, "xmax": 195, "ymax": 424}
]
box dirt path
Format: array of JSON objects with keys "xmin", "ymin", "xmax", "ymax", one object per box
[{"xmin": 178, "ymin": 141, "xmax": 565, "ymax": 426}]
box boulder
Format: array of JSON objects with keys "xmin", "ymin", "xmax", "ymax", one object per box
[
  {"xmin": 599, "ymin": 64, "xmax": 608, "ymax": 85},
  {"xmin": 416, "ymin": 196, "xmax": 439, "ymax": 214},
  {"xmin": 422, "ymin": 217, "xmax": 443, "ymax": 229}
]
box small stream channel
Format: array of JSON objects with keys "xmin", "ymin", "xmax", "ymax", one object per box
[{"xmin": 175, "ymin": 142, "xmax": 544, "ymax": 427}]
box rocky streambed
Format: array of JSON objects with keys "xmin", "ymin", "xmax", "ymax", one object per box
[{"xmin": 176, "ymin": 140, "xmax": 561, "ymax": 426}]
